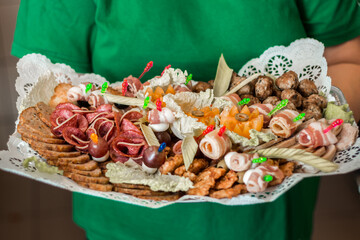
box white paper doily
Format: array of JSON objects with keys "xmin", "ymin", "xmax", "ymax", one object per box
[{"xmin": 1, "ymin": 38, "xmax": 359, "ymax": 208}]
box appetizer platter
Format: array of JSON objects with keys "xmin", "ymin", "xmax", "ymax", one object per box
[{"xmin": 1, "ymin": 38, "xmax": 359, "ymax": 208}]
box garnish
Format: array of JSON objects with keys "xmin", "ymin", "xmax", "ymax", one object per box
[
  {"xmin": 23, "ymin": 156, "xmax": 63, "ymax": 175},
  {"xmin": 235, "ymin": 113, "xmax": 249, "ymax": 122},
  {"xmin": 103, "ymin": 93, "xmax": 156, "ymax": 109},
  {"xmin": 191, "ymin": 110, "xmax": 205, "ymax": 117},
  {"xmin": 138, "ymin": 61, "xmax": 153, "ymax": 80},
  {"xmin": 323, "ymin": 119, "xmax": 343, "ymax": 134},
  {"xmin": 182, "ymin": 134, "xmax": 198, "ymax": 170},
  {"xmin": 213, "ymin": 54, "xmax": 233, "ymax": 97},
  {"xmin": 293, "ymin": 113, "xmax": 305, "ymax": 122},
  {"xmin": 268, "ymin": 99, "xmax": 288, "ymax": 116},
  {"xmin": 140, "ymin": 123, "xmax": 160, "ymax": 146}
]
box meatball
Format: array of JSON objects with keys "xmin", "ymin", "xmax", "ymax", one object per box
[
  {"xmin": 193, "ymin": 82, "xmax": 211, "ymax": 93},
  {"xmin": 281, "ymin": 89, "xmax": 303, "ymax": 108},
  {"xmin": 255, "ymin": 76, "xmax": 273, "ymax": 100},
  {"xmin": 275, "ymin": 71, "xmax": 299, "ymax": 90},
  {"xmin": 230, "ymin": 74, "xmax": 254, "ymax": 95},
  {"xmin": 298, "ymin": 79, "xmax": 318, "ymax": 97},
  {"xmin": 263, "ymin": 96, "xmax": 280, "ymax": 105},
  {"xmin": 276, "ymin": 100, "xmax": 297, "ymax": 111},
  {"xmin": 304, "ymin": 104, "xmax": 323, "ymax": 120},
  {"xmin": 240, "ymin": 94, "xmax": 260, "ymax": 106},
  {"xmin": 303, "ymin": 94, "xmax": 327, "ymax": 109},
  {"xmin": 273, "ymin": 85, "xmax": 282, "ymax": 99},
  {"xmin": 208, "ymin": 80, "xmax": 215, "ymax": 88}
]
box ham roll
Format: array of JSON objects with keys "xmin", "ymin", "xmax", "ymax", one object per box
[
  {"xmin": 269, "ymin": 109, "xmax": 303, "ymax": 138},
  {"xmin": 243, "ymin": 163, "xmax": 284, "ymax": 193},
  {"xmin": 297, "ymin": 121, "xmax": 338, "ymax": 148},
  {"xmin": 148, "ymin": 107, "xmax": 175, "ymax": 132},
  {"xmin": 224, "ymin": 152, "xmax": 259, "ymax": 172},
  {"xmin": 249, "ymin": 103, "xmax": 274, "ymax": 126},
  {"xmin": 199, "ymin": 129, "xmax": 232, "ymax": 160}
]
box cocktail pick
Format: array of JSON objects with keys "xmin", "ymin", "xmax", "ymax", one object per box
[
  {"xmin": 323, "ymin": 119, "xmax": 344, "ymax": 133},
  {"xmin": 201, "ymin": 125, "xmax": 215, "ymax": 136},
  {"xmin": 101, "ymin": 82, "xmax": 109, "ymax": 93},
  {"xmin": 161, "ymin": 65, "xmax": 171, "ymax": 76},
  {"xmin": 122, "ymin": 79, "xmax": 128, "ymax": 96},
  {"xmin": 264, "ymin": 175, "xmax": 273, "ymax": 182},
  {"xmin": 293, "ymin": 113, "xmax": 305, "ymax": 122},
  {"xmin": 158, "ymin": 142, "xmax": 166, "ymax": 152},
  {"xmin": 237, "ymin": 98, "xmax": 251, "ymax": 106},
  {"xmin": 143, "ymin": 96, "xmax": 150, "ymax": 109},
  {"xmin": 252, "ymin": 157, "xmax": 267, "ymax": 163},
  {"xmin": 268, "ymin": 99, "xmax": 288, "ymax": 116},
  {"xmin": 90, "ymin": 133, "xmax": 98, "ymax": 144},
  {"xmin": 138, "ymin": 61, "xmax": 154, "ymax": 80},
  {"xmin": 156, "ymin": 99, "xmax": 162, "ymax": 111},
  {"xmin": 185, "ymin": 74, "xmax": 192, "ymax": 85},
  {"xmin": 218, "ymin": 126, "xmax": 226, "ymax": 137},
  {"xmin": 85, "ymin": 83, "xmax": 92, "ymax": 93}
]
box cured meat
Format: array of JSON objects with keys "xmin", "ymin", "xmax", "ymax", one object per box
[
  {"xmin": 249, "ymin": 104, "xmax": 274, "ymax": 126},
  {"xmin": 51, "ymin": 113, "xmax": 78, "ymax": 137},
  {"xmin": 120, "ymin": 109, "xmax": 143, "ymax": 122},
  {"xmin": 172, "ymin": 140, "xmax": 183, "ymax": 155},
  {"xmin": 121, "ymin": 118, "xmax": 142, "ymax": 135},
  {"xmin": 243, "ymin": 163, "xmax": 284, "ymax": 193},
  {"xmin": 222, "ymin": 93, "xmax": 241, "ymax": 106},
  {"xmin": 56, "ymin": 102, "xmax": 81, "ymax": 111},
  {"xmin": 95, "ymin": 104, "xmax": 113, "ymax": 113},
  {"xmin": 174, "ymin": 84, "xmax": 191, "ymax": 93},
  {"xmin": 269, "ymin": 109, "xmax": 302, "ymax": 138},
  {"xmin": 62, "ymin": 127, "xmax": 89, "ymax": 152},
  {"xmin": 110, "ymin": 136, "xmax": 147, "ymax": 164},
  {"xmin": 88, "ymin": 92, "xmax": 108, "ymax": 108},
  {"xmin": 67, "ymin": 83, "xmax": 93, "ymax": 102},
  {"xmin": 335, "ymin": 123, "xmax": 358, "ymax": 151},
  {"xmin": 224, "ymin": 152, "xmax": 259, "ymax": 172},
  {"xmin": 147, "ymin": 107, "xmax": 175, "ymax": 124},
  {"xmin": 124, "ymin": 75, "xmax": 143, "ymax": 97},
  {"xmin": 199, "ymin": 129, "xmax": 232, "ymax": 160},
  {"xmin": 297, "ymin": 121, "xmax": 338, "ymax": 148}
]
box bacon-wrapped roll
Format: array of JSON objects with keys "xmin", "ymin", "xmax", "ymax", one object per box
[
  {"xmin": 243, "ymin": 163, "xmax": 284, "ymax": 193},
  {"xmin": 269, "ymin": 109, "xmax": 303, "ymax": 138},
  {"xmin": 67, "ymin": 83, "xmax": 94, "ymax": 102},
  {"xmin": 249, "ymin": 104, "xmax": 274, "ymax": 126},
  {"xmin": 174, "ymin": 84, "xmax": 191, "ymax": 93},
  {"xmin": 224, "ymin": 152, "xmax": 259, "ymax": 172},
  {"xmin": 222, "ymin": 93, "xmax": 241, "ymax": 106},
  {"xmin": 199, "ymin": 129, "xmax": 232, "ymax": 160},
  {"xmin": 148, "ymin": 107, "xmax": 175, "ymax": 132},
  {"xmin": 297, "ymin": 121, "xmax": 338, "ymax": 148}
]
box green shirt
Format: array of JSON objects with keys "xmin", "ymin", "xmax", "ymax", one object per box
[{"xmin": 12, "ymin": 0, "xmax": 360, "ymax": 239}]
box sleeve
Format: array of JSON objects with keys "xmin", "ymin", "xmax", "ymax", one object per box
[
  {"xmin": 11, "ymin": 0, "xmax": 96, "ymax": 73},
  {"xmin": 296, "ymin": 0, "xmax": 360, "ymax": 46}
]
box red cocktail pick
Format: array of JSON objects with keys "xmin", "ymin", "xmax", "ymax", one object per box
[
  {"xmin": 202, "ymin": 125, "xmax": 215, "ymax": 136},
  {"xmin": 218, "ymin": 126, "xmax": 226, "ymax": 137},
  {"xmin": 122, "ymin": 79, "xmax": 128, "ymax": 96},
  {"xmin": 161, "ymin": 65, "xmax": 171, "ymax": 76},
  {"xmin": 138, "ymin": 61, "xmax": 154, "ymax": 80},
  {"xmin": 323, "ymin": 119, "xmax": 344, "ymax": 133},
  {"xmin": 156, "ymin": 99, "xmax": 162, "ymax": 111}
]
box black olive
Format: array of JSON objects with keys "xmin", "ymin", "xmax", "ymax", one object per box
[
  {"xmin": 114, "ymin": 103, "xmax": 128, "ymax": 109},
  {"xmin": 77, "ymin": 100, "xmax": 90, "ymax": 108}
]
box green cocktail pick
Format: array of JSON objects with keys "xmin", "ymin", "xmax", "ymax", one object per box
[
  {"xmin": 268, "ymin": 99, "xmax": 288, "ymax": 116},
  {"xmin": 264, "ymin": 175, "xmax": 273, "ymax": 182},
  {"xmin": 252, "ymin": 157, "xmax": 267, "ymax": 163},
  {"xmin": 238, "ymin": 98, "xmax": 251, "ymax": 106},
  {"xmin": 85, "ymin": 83, "xmax": 92, "ymax": 93},
  {"xmin": 185, "ymin": 74, "xmax": 192, "ymax": 85},
  {"xmin": 101, "ymin": 82, "xmax": 109, "ymax": 93},
  {"xmin": 293, "ymin": 113, "xmax": 306, "ymax": 122}
]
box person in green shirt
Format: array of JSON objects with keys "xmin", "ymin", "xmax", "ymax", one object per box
[{"xmin": 12, "ymin": 1, "xmax": 360, "ymax": 239}]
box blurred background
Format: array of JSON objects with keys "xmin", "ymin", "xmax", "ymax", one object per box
[{"xmin": 0, "ymin": 1, "xmax": 359, "ymax": 240}]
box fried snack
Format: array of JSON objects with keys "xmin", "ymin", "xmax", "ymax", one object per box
[
  {"xmin": 17, "ymin": 125, "xmax": 65, "ymax": 144},
  {"xmin": 19, "ymin": 107, "xmax": 57, "ymax": 138},
  {"xmin": 71, "ymin": 173, "xmax": 109, "ymax": 184},
  {"xmin": 113, "ymin": 187, "xmax": 170, "ymax": 196},
  {"xmin": 182, "ymin": 172, "xmax": 197, "ymax": 182},
  {"xmin": 113, "ymin": 183, "xmax": 151, "ymax": 190},
  {"xmin": 22, "ymin": 136, "xmax": 74, "ymax": 152},
  {"xmin": 68, "ymin": 160, "xmax": 98, "ymax": 171},
  {"xmin": 210, "ymin": 184, "xmax": 246, "ymax": 199},
  {"xmin": 77, "ymin": 182, "xmax": 113, "ymax": 192},
  {"xmin": 137, "ymin": 193, "xmax": 183, "ymax": 201},
  {"xmin": 187, "ymin": 167, "xmax": 226, "ymax": 196},
  {"xmin": 174, "ymin": 158, "xmax": 209, "ymax": 176},
  {"xmin": 49, "ymin": 83, "xmax": 73, "ymax": 108},
  {"xmin": 174, "ymin": 165, "xmax": 186, "ymax": 176},
  {"xmin": 159, "ymin": 155, "xmax": 184, "ymax": 175},
  {"xmin": 215, "ymin": 170, "xmax": 238, "ymax": 190},
  {"xmin": 35, "ymin": 102, "xmax": 54, "ymax": 127},
  {"xmin": 279, "ymin": 162, "xmax": 295, "ymax": 177},
  {"xmin": 57, "ymin": 154, "xmax": 90, "ymax": 166}
]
